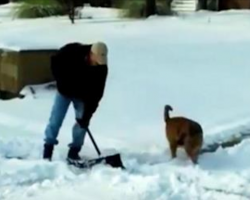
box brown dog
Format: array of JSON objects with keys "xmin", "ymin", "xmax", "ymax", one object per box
[{"xmin": 164, "ymin": 105, "xmax": 203, "ymax": 164}]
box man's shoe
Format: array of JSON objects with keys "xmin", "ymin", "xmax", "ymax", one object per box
[
  {"xmin": 67, "ymin": 146, "xmax": 81, "ymax": 160},
  {"xmin": 43, "ymin": 144, "xmax": 54, "ymax": 161},
  {"xmin": 67, "ymin": 147, "xmax": 85, "ymax": 167}
]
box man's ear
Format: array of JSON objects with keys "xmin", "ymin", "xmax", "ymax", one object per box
[{"xmin": 87, "ymin": 52, "xmax": 93, "ymax": 61}]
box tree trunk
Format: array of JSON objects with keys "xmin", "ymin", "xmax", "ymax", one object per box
[
  {"xmin": 69, "ymin": 4, "xmax": 75, "ymax": 24},
  {"xmin": 146, "ymin": 0, "xmax": 156, "ymax": 17}
]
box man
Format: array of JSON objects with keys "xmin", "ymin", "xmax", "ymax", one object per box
[{"xmin": 43, "ymin": 41, "xmax": 108, "ymax": 164}]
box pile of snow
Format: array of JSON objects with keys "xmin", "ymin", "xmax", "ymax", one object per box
[
  {"xmin": 1, "ymin": 138, "xmax": 250, "ymax": 200},
  {"xmin": 1, "ymin": 3, "xmax": 250, "ymax": 200},
  {"xmin": 79, "ymin": 5, "xmax": 122, "ymax": 19},
  {"xmin": 0, "ymin": 2, "xmax": 122, "ymax": 23},
  {"xmin": 0, "ymin": 2, "xmax": 17, "ymax": 20}
]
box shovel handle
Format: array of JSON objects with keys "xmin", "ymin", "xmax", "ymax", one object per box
[{"xmin": 86, "ymin": 128, "xmax": 101, "ymax": 156}]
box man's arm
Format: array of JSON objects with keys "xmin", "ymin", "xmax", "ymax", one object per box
[{"xmin": 78, "ymin": 65, "xmax": 108, "ymax": 128}]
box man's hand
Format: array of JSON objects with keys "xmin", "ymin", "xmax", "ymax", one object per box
[
  {"xmin": 76, "ymin": 117, "xmax": 90, "ymax": 129},
  {"xmin": 77, "ymin": 101, "xmax": 98, "ymax": 129}
]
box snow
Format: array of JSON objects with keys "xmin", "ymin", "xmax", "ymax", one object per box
[
  {"xmin": 0, "ymin": 3, "xmax": 15, "ymax": 20},
  {"xmin": 1, "ymin": 3, "xmax": 250, "ymax": 200},
  {"xmin": 79, "ymin": 5, "xmax": 122, "ymax": 19}
]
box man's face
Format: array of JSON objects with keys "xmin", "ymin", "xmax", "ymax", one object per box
[
  {"xmin": 89, "ymin": 52, "xmax": 107, "ymax": 66},
  {"xmin": 89, "ymin": 52, "xmax": 97, "ymax": 65}
]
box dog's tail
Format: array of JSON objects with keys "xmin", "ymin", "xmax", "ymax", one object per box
[{"xmin": 164, "ymin": 104, "xmax": 173, "ymax": 122}]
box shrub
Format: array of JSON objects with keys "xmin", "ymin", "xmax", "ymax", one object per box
[
  {"xmin": 119, "ymin": 0, "xmax": 174, "ymax": 19},
  {"xmin": 120, "ymin": 0, "xmax": 146, "ymax": 18},
  {"xmin": 156, "ymin": 0, "xmax": 174, "ymax": 16},
  {"xmin": 12, "ymin": 0, "xmax": 67, "ymax": 19}
]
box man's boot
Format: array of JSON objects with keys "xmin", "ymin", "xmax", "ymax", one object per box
[
  {"xmin": 43, "ymin": 144, "xmax": 54, "ymax": 161},
  {"xmin": 67, "ymin": 146, "xmax": 84, "ymax": 166},
  {"xmin": 67, "ymin": 146, "xmax": 81, "ymax": 159}
]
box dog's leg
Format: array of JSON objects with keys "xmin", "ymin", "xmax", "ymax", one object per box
[
  {"xmin": 184, "ymin": 142, "xmax": 199, "ymax": 164},
  {"xmin": 169, "ymin": 142, "xmax": 178, "ymax": 159},
  {"xmin": 190, "ymin": 154, "xmax": 198, "ymax": 164}
]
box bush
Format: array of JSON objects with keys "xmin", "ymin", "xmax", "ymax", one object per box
[
  {"xmin": 119, "ymin": 0, "xmax": 174, "ymax": 19},
  {"xmin": 120, "ymin": 0, "xmax": 146, "ymax": 18},
  {"xmin": 89, "ymin": 0, "xmax": 112, "ymax": 7},
  {"xmin": 111, "ymin": 0, "xmax": 126, "ymax": 8},
  {"xmin": 12, "ymin": 0, "xmax": 67, "ymax": 19},
  {"xmin": 156, "ymin": 0, "xmax": 174, "ymax": 16}
]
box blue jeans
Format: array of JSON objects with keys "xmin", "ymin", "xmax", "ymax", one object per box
[{"xmin": 44, "ymin": 91, "xmax": 87, "ymax": 148}]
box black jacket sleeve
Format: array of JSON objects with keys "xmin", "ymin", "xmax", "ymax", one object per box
[{"xmin": 78, "ymin": 65, "xmax": 108, "ymax": 127}]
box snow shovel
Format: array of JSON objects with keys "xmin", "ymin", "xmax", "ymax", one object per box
[{"xmin": 68, "ymin": 128, "xmax": 125, "ymax": 169}]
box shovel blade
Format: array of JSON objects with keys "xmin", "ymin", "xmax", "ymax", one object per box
[
  {"xmin": 68, "ymin": 153, "xmax": 125, "ymax": 170},
  {"xmin": 104, "ymin": 153, "xmax": 125, "ymax": 169}
]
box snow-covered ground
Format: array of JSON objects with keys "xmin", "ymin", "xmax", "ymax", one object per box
[{"xmin": 1, "ymin": 3, "xmax": 250, "ymax": 200}]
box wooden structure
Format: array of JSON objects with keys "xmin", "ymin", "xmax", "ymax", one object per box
[
  {"xmin": 200, "ymin": 0, "xmax": 250, "ymax": 10},
  {"xmin": 0, "ymin": 48, "xmax": 57, "ymax": 97},
  {"xmin": 219, "ymin": 0, "xmax": 250, "ymax": 10},
  {"xmin": 171, "ymin": 0, "xmax": 199, "ymax": 13}
]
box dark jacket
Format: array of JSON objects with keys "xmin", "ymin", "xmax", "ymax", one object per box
[{"xmin": 51, "ymin": 42, "xmax": 108, "ymax": 125}]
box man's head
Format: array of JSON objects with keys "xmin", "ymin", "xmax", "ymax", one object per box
[{"xmin": 89, "ymin": 42, "xmax": 108, "ymax": 66}]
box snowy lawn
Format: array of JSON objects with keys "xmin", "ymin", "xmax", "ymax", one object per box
[{"xmin": 1, "ymin": 3, "xmax": 250, "ymax": 200}]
